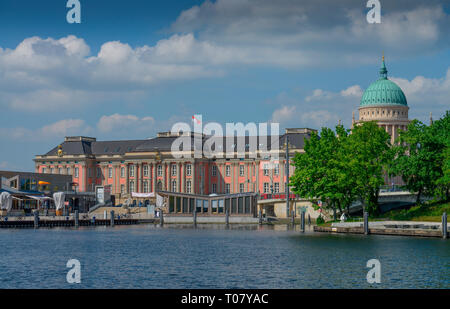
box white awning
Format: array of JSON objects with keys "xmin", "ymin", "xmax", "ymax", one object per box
[
  {"xmin": 53, "ymin": 192, "xmax": 65, "ymax": 210},
  {"xmin": 0, "ymin": 192, "xmax": 13, "ymax": 211}
]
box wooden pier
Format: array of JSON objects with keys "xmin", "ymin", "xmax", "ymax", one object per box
[
  {"xmin": 314, "ymin": 225, "xmax": 445, "ymax": 238},
  {"xmin": 0, "ymin": 218, "xmax": 141, "ymax": 228}
]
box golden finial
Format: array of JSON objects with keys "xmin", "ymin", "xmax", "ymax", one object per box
[{"xmin": 57, "ymin": 145, "xmax": 63, "ymax": 157}]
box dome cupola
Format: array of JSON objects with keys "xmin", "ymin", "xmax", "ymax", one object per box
[{"xmin": 360, "ymin": 56, "xmax": 407, "ymax": 107}]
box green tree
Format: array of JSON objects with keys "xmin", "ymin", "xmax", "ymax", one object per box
[
  {"xmin": 430, "ymin": 111, "xmax": 450, "ymax": 200},
  {"xmin": 343, "ymin": 121, "xmax": 393, "ymax": 216},
  {"xmin": 392, "ymin": 112, "xmax": 449, "ymax": 202},
  {"xmin": 290, "ymin": 125, "xmax": 357, "ymax": 219}
]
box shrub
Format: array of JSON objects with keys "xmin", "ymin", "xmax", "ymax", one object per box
[{"xmin": 316, "ymin": 215, "xmax": 325, "ymax": 225}]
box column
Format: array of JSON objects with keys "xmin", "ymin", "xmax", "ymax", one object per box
[
  {"xmin": 152, "ymin": 163, "xmax": 156, "ymax": 192},
  {"xmin": 231, "ymin": 162, "xmax": 235, "ymax": 193},
  {"xmin": 181, "ymin": 162, "xmax": 185, "ymax": 193},
  {"xmin": 162, "ymin": 162, "xmax": 166, "ymax": 191},
  {"xmin": 126, "ymin": 164, "xmax": 129, "ymax": 194},
  {"xmin": 191, "ymin": 161, "xmax": 195, "ymax": 194}
]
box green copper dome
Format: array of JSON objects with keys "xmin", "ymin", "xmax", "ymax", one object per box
[{"xmin": 360, "ymin": 58, "xmax": 407, "ymax": 107}]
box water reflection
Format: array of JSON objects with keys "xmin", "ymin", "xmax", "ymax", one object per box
[{"xmin": 0, "ymin": 224, "xmax": 448, "ymax": 289}]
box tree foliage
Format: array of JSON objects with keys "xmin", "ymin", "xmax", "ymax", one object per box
[
  {"xmin": 290, "ymin": 112, "xmax": 449, "ymax": 220},
  {"xmin": 291, "ymin": 121, "xmax": 392, "ymax": 217},
  {"xmin": 392, "ymin": 112, "xmax": 449, "ymax": 202},
  {"xmin": 342, "ymin": 121, "xmax": 393, "ymax": 215}
]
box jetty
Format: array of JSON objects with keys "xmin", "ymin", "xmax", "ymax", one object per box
[
  {"xmin": 0, "ymin": 216, "xmax": 149, "ymax": 228},
  {"xmin": 314, "ymin": 219, "xmax": 449, "ymax": 239}
]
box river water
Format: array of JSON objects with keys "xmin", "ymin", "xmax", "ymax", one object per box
[{"xmin": 0, "ymin": 224, "xmax": 448, "ymax": 289}]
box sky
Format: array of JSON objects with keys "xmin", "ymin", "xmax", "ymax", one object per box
[{"xmin": 0, "ymin": 0, "xmax": 449, "ymax": 171}]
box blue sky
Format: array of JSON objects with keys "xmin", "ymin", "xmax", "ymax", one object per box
[{"xmin": 0, "ymin": 0, "xmax": 450, "ymax": 171}]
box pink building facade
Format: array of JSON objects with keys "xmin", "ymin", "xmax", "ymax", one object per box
[{"xmin": 34, "ymin": 129, "xmax": 315, "ymax": 203}]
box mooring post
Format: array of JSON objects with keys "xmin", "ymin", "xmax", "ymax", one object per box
[
  {"xmin": 301, "ymin": 211, "xmax": 305, "ymax": 232},
  {"xmin": 33, "ymin": 210, "xmax": 39, "ymax": 229},
  {"xmin": 363, "ymin": 211, "xmax": 369, "ymax": 235},
  {"xmin": 291, "ymin": 209, "xmax": 295, "ymax": 226},
  {"xmin": 308, "ymin": 214, "xmax": 311, "ymax": 225},
  {"xmin": 160, "ymin": 210, "xmax": 164, "ymax": 227},
  {"xmin": 442, "ymin": 212, "xmax": 447, "ymax": 239},
  {"xmin": 74, "ymin": 210, "xmax": 79, "ymax": 228},
  {"xmin": 258, "ymin": 209, "xmax": 262, "ymax": 225},
  {"xmin": 193, "ymin": 209, "xmax": 197, "ymax": 227},
  {"xmin": 110, "ymin": 210, "xmax": 115, "ymax": 227},
  {"xmin": 226, "ymin": 209, "xmax": 230, "ymax": 226},
  {"xmin": 104, "ymin": 210, "xmax": 107, "ymax": 220}
]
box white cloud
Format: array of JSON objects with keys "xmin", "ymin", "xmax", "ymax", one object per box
[
  {"xmin": 0, "ymin": 35, "xmax": 219, "ymax": 112},
  {"xmin": 341, "ymin": 85, "xmax": 363, "ymax": 97},
  {"xmin": 172, "ymin": 0, "xmax": 450, "ymax": 62},
  {"xmin": 271, "ymin": 105, "xmax": 297, "ymax": 123},
  {"xmin": 40, "ymin": 119, "xmax": 90, "ymax": 137},
  {"xmin": 0, "ymin": 119, "xmax": 91, "ymax": 142},
  {"xmin": 0, "ymin": 161, "xmax": 11, "ymax": 169},
  {"xmin": 0, "ymin": 1, "xmax": 449, "ymax": 114},
  {"xmin": 97, "ymin": 114, "xmax": 155, "ymax": 135},
  {"xmin": 391, "ymin": 69, "xmax": 450, "ymax": 120},
  {"xmin": 271, "ymin": 70, "xmax": 450, "ymax": 130}
]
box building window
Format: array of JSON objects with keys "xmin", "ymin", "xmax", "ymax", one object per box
[
  {"xmin": 67, "ymin": 167, "xmax": 71, "ymax": 175},
  {"xmin": 97, "ymin": 167, "xmax": 101, "ymax": 177},
  {"xmin": 240, "ymin": 183, "xmax": 244, "ymax": 193},
  {"xmin": 212, "ymin": 183, "xmax": 217, "ymax": 193},
  {"xmin": 186, "ymin": 180, "xmax": 192, "ymax": 193},
  {"xmin": 157, "ymin": 165, "xmax": 162, "ymax": 176},
  {"xmin": 74, "ymin": 167, "xmax": 79, "ymax": 178},
  {"xmin": 129, "ymin": 165, "xmax": 135, "ymax": 177},
  {"xmin": 264, "ymin": 183, "xmax": 269, "ymax": 193},
  {"xmin": 274, "ymin": 183, "xmax": 279, "ymax": 193},
  {"xmin": 172, "ymin": 180, "xmax": 177, "ymax": 192},
  {"xmin": 108, "ymin": 167, "xmax": 112, "ymax": 178},
  {"xmin": 88, "ymin": 168, "xmax": 92, "ymax": 177},
  {"xmin": 212, "ymin": 166, "xmax": 217, "ymax": 176},
  {"xmin": 42, "ymin": 168, "xmax": 46, "ymax": 174},
  {"xmin": 120, "ymin": 184, "xmax": 125, "ymax": 194},
  {"xmin": 58, "ymin": 168, "xmax": 62, "ymax": 174},
  {"xmin": 226, "ymin": 165, "xmax": 230, "ymax": 177},
  {"xmin": 263, "ymin": 164, "xmax": 269, "ymax": 176},
  {"xmin": 186, "ymin": 164, "xmax": 192, "ymax": 176},
  {"xmin": 143, "ymin": 165, "xmax": 149, "ymax": 177},
  {"xmin": 171, "ymin": 164, "xmax": 177, "ymax": 176},
  {"xmin": 225, "ymin": 183, "xmax": 230, "ymax": 194},
  {"xmin": 239, "ymin": 165, "xmax": 244, "ymax": 176},
  {"xmin": 121, "ymin": 167, "xmax": 125, "ymax": 178},
  {"xmin": 129, "ymin": 181, "xmax": 135, "ymax": 193},
  {"xmin": 143, "ymin": 181, "xmax": 149, "ymax": 193},
  {"xmin": 274, "ymin": 164, "xmax": 279, "ymax": 175},
  {"xmin": 50, "ymin": 168, "xmax": 54, "ymax": 174}
]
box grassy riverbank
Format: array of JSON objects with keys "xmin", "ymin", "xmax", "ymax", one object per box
[
  {"xmin": 381, "ymin": 200, "xmax": 450, "ymax": 222},
  {"xmin": 317, "ymin": 200, "xmax": 450, "ymax": 226}
]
